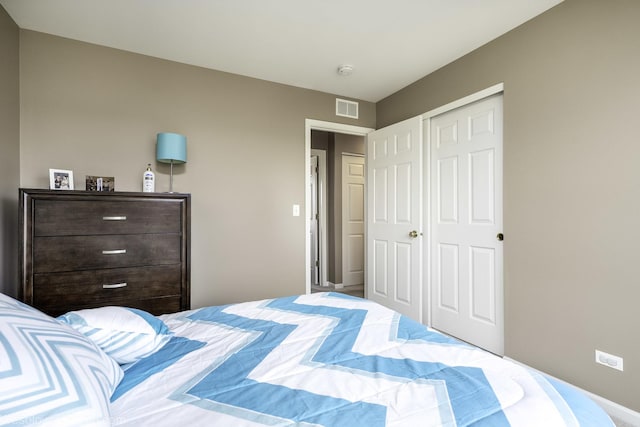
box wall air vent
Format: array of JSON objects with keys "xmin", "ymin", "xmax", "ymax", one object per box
[{"xmin": 336, "ymin": 98, "xmax": 359, "ymax": 119}]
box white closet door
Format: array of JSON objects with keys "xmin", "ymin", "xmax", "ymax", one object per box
[{"xmin": 430, "ymin": 94, "xmax": 504, "ymax": 355}]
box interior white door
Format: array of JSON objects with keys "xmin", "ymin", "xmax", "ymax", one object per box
[
  {"xmin": 310, "ymin": 155, "xmax": 319, "ymax": 286},
  {"xmin": 342, "ymin": 155, "xmax": 365, "ymax": 287},
  {"xmin": 367, "ymin": 116, "xmax": 422, "ymax": 322},
  {"xmin": 430, "ymin": 94, "xmax": 503, "ymax": 354}
]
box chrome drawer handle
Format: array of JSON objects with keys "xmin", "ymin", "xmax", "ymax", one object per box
[
  {"xmin": 102, "ymin": 216, "xmax": 127, "ymax": 221},
  {"xmin": 102, "ymin": 249, "xmax": 126, "ymax": 255},
  {"xmin": 103, "ymin": 283, "xmax": 127, "ymax": 289}
]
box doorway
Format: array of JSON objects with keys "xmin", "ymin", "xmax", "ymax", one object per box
[
  {"xmin": 304, "ymin": 120, "xmax": 373, "ymax": 296},
  {"xmin": 309, "ymin": 131, "xmax": 365, "ymax": 294}
]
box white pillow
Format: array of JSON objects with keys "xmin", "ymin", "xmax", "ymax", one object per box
[
  {"xmin": 0, "ymin": 293, "xmax": 123, "ymax": 427},
  {"xmin": 58, "ymin": 306, "xmax": 172, "ymax": 364}
]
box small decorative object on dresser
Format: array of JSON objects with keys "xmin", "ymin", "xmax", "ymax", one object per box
[
  {"xmin": 19, "ymin": 188, "xmax": 190, "ymax": 316},
  {"xmin": 49, "ymin": 168, "xmax": 74, "ymax": 190},
  {"xmin": 142, "ymin": 164, "xmax": 155, "ymax": 192},
  {"xmin": 86, "ymin": 175, "xmax": 115, "ymax": 191}
]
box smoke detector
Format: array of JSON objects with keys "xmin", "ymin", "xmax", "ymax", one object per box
[{"xmin": 337, "ymin": 64, "xmax": 354, "ymax": 76}]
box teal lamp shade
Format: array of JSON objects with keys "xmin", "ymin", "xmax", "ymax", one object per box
[
  {"xmin": 156, "ymin": 132, "xmax": 187, "ymax": 192},
  {"xmin": 156, "ymin": 132, "xmax": 187, "ymax": 164}
]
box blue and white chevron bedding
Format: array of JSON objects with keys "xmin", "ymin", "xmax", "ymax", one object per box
[
  {"xmin": 0, "ymin": 293, "xmax": 123, "ymax": 426},
  {"xmin": 109, "ymin": 292, "xmax": 614, "ymax": 427}
]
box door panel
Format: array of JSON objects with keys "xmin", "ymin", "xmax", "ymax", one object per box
[
  {"xmin": 395, "ymin": 242, "xmax": 412, "ymax": 303},
  {"xmin": 438, "ymin": 243, "xmax": 459, "ymax": 312},
  {"xmin": 438, "ymin": 156, "xmax": 458, "ymax": 223},
  {"xmin": 373, "ymin": 168, "xmax": 388, "ymax": 223},
  {"xmin": 367, "ymin": 116, "xmax": 422, "ymax": 322},
  {"xmin": 470, "ymin": 246, "xmax": 495, "ymax": 323},
  {"xmin": 374, "ymin": 241, "xmax": 388, "ymax": 295},
  {"xmin": 470, "ymin": 149, "xmax": 495, "ymax": 223},
  {"xmin": 430, "ymin": 94, "xmax": 503, "ymax": 354},
  {"xmin": 396, "ymin": 163, "xmax": 412, "ymax": 223}
]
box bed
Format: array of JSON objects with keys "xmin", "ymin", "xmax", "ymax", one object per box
[{"xmin": 1, "ymin": 291, "xmax": 614, "ymax": 426}]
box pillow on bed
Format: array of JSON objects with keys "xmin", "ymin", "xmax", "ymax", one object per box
[
  {"xmin": 58, "ymin": 306, "xmax": 172, "ymax": 364},
  {"xmin": 0, "ymin": 293, "xmax": 123, "ymax": 427}
]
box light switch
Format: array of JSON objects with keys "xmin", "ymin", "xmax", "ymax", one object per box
[{"xmin": 292, "ymin": 204, "xmax": 300, "ymax": 217}]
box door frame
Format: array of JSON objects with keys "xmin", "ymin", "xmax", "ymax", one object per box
[
  {"xmin": 421, "ymin": 83, "xmax": 504, "ymax": 325},
  {"xmin": 305, "ymin": 119, "xmax": 374, "ymax": 295}
]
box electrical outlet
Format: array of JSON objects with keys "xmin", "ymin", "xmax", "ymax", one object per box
[{"xmin": 595, "ymin": 350, "xmax": 623, "ymax": 371}]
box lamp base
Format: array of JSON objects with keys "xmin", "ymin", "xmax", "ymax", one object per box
[{"xmin": 169, "ymin": 160, "xmax": 174, "ymax": 193}]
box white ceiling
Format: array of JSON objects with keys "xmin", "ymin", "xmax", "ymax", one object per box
[{"xmin": 1, "ymin": 0, "xmax": 563, "ymax": 102}]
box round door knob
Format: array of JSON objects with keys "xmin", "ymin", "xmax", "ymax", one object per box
[
  {"xmin": 497, "ymin": 233, "xmax": 504, "ymax": 241},
  {"xmin": 409, "ymin": 230, "xmax": 419, "ymax": 238}
]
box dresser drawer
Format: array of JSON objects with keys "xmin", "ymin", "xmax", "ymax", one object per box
[
  {"xmin": 33, "ymin": 234, "xmax": 181, "ymax": 273},
  {"xmin": 32, "ymin": 265, "xmax": 183, "ymax": 316},
  {"xmin": 34, "ymin": 199, "xmax": 183, "ymax": 236},
  {"xmin": 128, "ymin": 296, "xmax": 183, "ymax": 316}
]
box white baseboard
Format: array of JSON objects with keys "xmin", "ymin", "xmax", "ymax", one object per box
[
  {"xmin": 581, "ymin": 388, "xmax": 640, "ymax": 426},
  {"xmin": 504, "ymin": 357, "xmax": 640, "ymax": 426},
  {"xmin": 327, "ymin": 282, "xmax": 344, "ymax": 290}
]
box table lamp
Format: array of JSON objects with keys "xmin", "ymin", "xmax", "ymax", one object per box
[{"xmin": 156, "ymin": 132, "xmax": 187, "ymax": 193}]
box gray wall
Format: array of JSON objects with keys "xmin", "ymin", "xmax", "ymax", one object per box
[
  {"xmin": 377, "ymin": 0, "xmax": 640, "ymax": 411},
  {"xmin": 0, "ymin": 5, "xmax": 20, "ymax": 297},
  {"xmin": 18, "ymin": 30, "xmax": 376, "ymax": 308}
]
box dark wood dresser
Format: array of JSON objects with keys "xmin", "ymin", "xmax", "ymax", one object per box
[{"xmin": 19, "ymin": 189, "xmax": 190, "ymax": 316}]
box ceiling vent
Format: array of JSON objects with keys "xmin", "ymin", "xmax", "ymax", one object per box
[{"xmin": 336, "ymin": 98, "xmax": 359, "ymax": 119}]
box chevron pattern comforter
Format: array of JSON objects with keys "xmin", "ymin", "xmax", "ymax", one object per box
[{"xmin": 110, "ymin": 292, "xmax": 613, "ymax": 426}]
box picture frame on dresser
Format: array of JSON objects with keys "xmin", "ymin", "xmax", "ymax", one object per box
[
  {"xmin": 49, "ymin": 168, "xmax": 74, "ymax": 190},
  {"xmin": 19, "ymin": 188, "xmax": 191, "ymax": 317},
  {"xmin": 86, "ymin": 175, "xmax": 115, "ymax": 192}
]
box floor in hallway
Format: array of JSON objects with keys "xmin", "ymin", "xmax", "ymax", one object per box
[{"xmin": 311, "ymin": 284, "xmax": 364, "ymax": 298}]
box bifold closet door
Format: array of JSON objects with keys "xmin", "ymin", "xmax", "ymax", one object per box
[{"xmin": 430, "ymin": 94, "xmax": 504, "ymax": 355}]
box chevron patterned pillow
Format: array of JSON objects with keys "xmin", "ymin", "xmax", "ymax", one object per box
[
  {"xmin": 0, "ymin": 293, "xmax": 123, "ymax": 427},
  {"xmin": 58, "ymin": 306, "xmax": 172, "ymax": 364}
]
